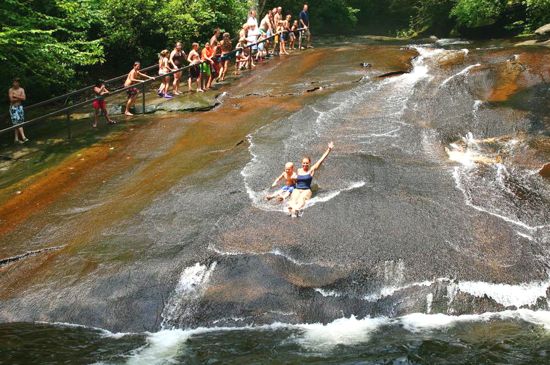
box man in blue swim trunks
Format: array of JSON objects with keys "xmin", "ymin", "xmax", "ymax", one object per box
[
  {"xmin": 299, "ymin": 4, "xmax": 312, "ymax": 49},
  {"xmin": 266, "ymin": 162, "xmax": 297, "ymax": 201},
  {"xmin": 8, "ymin": 78, "xmax": 28, "ymax": 144}
]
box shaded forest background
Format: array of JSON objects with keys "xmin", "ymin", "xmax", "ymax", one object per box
[{"xmin": 2, "ymin": 0, "xmax": 550, "ymax": 103}]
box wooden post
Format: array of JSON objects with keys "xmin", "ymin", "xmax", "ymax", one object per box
[
  {"xmin": 141, "ymin": 82, "xmax": 146, "ymax": 115},
  {"xmin": 66, "ymin": 112, "xmax": 71, "ymax": 139}
]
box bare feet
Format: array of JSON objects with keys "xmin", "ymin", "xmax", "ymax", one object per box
[
  {"xmin": 197, "ymin": 89, "xmax": 204, "ymax": 93},
  {"xmin": 124, "ymin": 111, "xmax": 133, "ymax": 116}
]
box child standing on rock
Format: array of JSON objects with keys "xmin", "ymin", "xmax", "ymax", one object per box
[{"xmin": 92, "ymin": 79, "xmax": 115, "ymax": 127}]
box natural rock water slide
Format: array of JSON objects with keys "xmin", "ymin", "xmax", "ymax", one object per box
[{"xmin": 1, "ymin": 39, "xmax": 550, "ymax": 363}]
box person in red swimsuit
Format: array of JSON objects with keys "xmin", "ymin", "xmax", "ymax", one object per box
[{"xmin": 92, "ymin": 79, "xmax": 115, "ymax": 127}]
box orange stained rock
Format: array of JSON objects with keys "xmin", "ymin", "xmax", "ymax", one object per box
[{"xmin": 0, "ymin": 144, "xmax": 117, "ymax": 238}]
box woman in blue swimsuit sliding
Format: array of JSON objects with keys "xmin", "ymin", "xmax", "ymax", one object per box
[{"xmin": 287, "ymin": 142, "xmax": 334, "ymax": 217}]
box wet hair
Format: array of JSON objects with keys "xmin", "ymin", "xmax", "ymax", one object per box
[
  {"xmin": 160, "ymin": 49, "xmax": 169, "ymax": 57},
  {"xmin": 302, "ymin": 157, "xmax": 311, "ymax": 163},
  {"xmin": 223, "ymin": 32, "xmax": 230, "ymax": 38},
  {"xmin": 12, "ymin": 77, "xmax": 20, "ymax": 84},
  {"xmin": 133, "ymin": 61, "xmax": 141, "ymax": 66},
  {"xmin": 95, "ymin": 79, "xmax": 104, "ymax": 87}
]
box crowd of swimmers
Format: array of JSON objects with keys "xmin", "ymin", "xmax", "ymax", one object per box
[
  {"xmin": 120, "ymin": 4, "xmax": 312, "ymax": 116},
  {"xmin": 7, "ymin": 4, "xmax": 312, "ymax": 138}
]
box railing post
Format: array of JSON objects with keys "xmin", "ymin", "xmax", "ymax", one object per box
[
  {"xmin": 66, "ymin": 113, "xmax": 71, "ymax": 139},
  {"xmin": 66, "ymin": 95, "xmax": 72, "ymax": 139},
  {"xmin": 141, "ymin": 82, "xmax": 146, "ymax": 115}
]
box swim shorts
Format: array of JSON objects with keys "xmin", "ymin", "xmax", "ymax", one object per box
[
  {"xmin": 200, "ymin": 62, "xmax": 211, "ymax": 77},
  {"xmin": 188, "ymin": 65, "xmax": 200, "ymax": 79},
  {"xmin": 92, "ymin": 99, "xmax": 106, "ymax": 110},
  {"xmin": 9, "ymin": 105, "xmax": 24, "ymax": 125},
  {"xmin": 126, "ymin": 87, "xmax": 139, "ymax": 98},
  {"xmin": 281, "ymin": 185, "xmax": 295, "ymax": 193}
]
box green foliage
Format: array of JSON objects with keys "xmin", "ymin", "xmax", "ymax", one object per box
[
  {"xmin": 450, "ymin": 0, "xmax": 505, "ymax": 28},
  {"xmin": 0, "ymin": 0, "xmax": 104, "ymax": 99},
  {"xmin": 101, "ymin": 0, "xmax": 248, "ymax": 67},
  {"xmin": 157, "ymin": 0, "xmax": 249, "ymax": 45},
  {"xmin": 408, "ymin": 0, "xmax": 457, "ymax": 36},
  {"xmin": 523, "ymin": 0, "xmax": 550, "ymax": 29},
  {"xmin": 264, "ymin": 0, "xmax": 359, "ymax": 34},
  {"xmin": 101, "ymin": 0, "xmax": 164, "ymax": 63}
]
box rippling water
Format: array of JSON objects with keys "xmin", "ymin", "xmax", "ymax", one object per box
[{"xmin": 2, "ymin": 38, "xmax": 550, "ymax": 364}]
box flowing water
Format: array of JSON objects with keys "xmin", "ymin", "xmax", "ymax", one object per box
[{"xmin": 1, "ymin": 38, "xmax": 550, "ymax": 364}]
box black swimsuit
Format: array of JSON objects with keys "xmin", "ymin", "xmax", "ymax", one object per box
[{"xmin": 172, "ymin": 51, "xmax": 185, "ymax": 68}]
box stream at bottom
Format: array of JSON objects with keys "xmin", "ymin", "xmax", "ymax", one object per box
[{"xmin": 3, "ymin": 313, "xmax": 550, "ymax": 364}]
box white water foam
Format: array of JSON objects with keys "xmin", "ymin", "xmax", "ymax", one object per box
[
  {"xmin": 304, "ymin": 181, "xmax": 366, "ymax": 209},
  {"xmin": 363, "ymin": 280, "xmax": 434, "ymax": 302},
  {"xmin": 457, "ymin": 280, "xmax": 550, "ymax": 308},
  {"xmin": 207, "ymin": 243, "xmax": 331, "ymax": 267},
  {"xmin": 401, "ymin": 309, "xmax": 550, "ymax": 332},
  {"xmin": 121, "ymin": 309, "xmax": 550, "ymax": 363},
  {"xmin": 47, "ymin": 307, "xmax": 550, "ymax": 365},
  {"xmin": 160, "ymin": 262, "xmax": 217, "ymax": 328},
  {"xmin": 126, "ymin": 329, "xmax": 193, "ymax": 365},
  {"xmin": 452, "ymin": 167, "xmax": 546, "ymax": 232},
  {"xmin": 426, "ymin": 293, "xmax": 434, "ymax": 314},
  {"xmin": 316, "ymin": 276, "xmax": 550, "ymax": 308},
  {"xmin": 435, "ymin": 39, "xmax": 472, "ymax": 46},
  {"xmin": 447, "ymin": 132, "xmax": 549, "ymax": 232},
  {"xmin": 440, "ymin": 64, "xmax": 481, "ymax": 87},
  {"xmin": 295, "ymin": 315, "xmax": 388, "ymax": 350}
]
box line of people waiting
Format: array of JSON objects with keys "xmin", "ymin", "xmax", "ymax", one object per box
[
  {"xmin": 6, "ymin": 5, "xmax": 312, "ymax": 137},
  {"xmin": 120, "ymin": 4, "xmax": 312, "ymax": 116}
]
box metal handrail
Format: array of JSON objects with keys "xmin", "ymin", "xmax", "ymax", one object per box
[
  {"xmin": 22, "ymin": 64, "xmax": 159, "ymax": 112},
  {"xmin": 0, "ymin": 29, "xmax": 305, "ymax": 137}
]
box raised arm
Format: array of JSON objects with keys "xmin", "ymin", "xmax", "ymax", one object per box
[{"xmin": 310, "ymin": 142, "xmax": 334, "ymax": 175}]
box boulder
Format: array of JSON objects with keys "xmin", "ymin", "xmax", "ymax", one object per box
[{"xmin": 535, "ymin": 23, "xmax": 550, "ymax": 40}]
